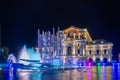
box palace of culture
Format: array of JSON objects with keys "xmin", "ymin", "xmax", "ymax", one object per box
[{"xmin": 38, "ymin": 26, "xmax": 113, "ymax": 62}]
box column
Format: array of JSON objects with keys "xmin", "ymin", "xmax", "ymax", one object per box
[
  {"xmin": 93, "ymin": 56, "xmax": 96, "ymax": 62},
  {"xmin": 108, "ymin": 49, "xmax": 112, "ymax": 62},
  {"xmin": 108, "ymin": 56, "xmax": 111, "ymax": 62},
  {"xmin": 83, "ymin": 44, "xmax": 86, "ymax": 56},
  {"xmin": 64, "ymin": 46, "xmax": 67, "ymax": 56},
  {"xmin": 62, "ymin": 44, "xmax": 65, "ymax": 56},
  {"xmin": 82, "ymin": 42, "xmax": 86, "ymax": 56},
  {"xmin": 63, "ymin": 44, "xmax": 67, "ymax": 56},
  {"xmin": 73, "ymin": 41, "xmax": 76, "ymax": 56},
  {"xmin": 92, "ymin": 49, "xmax": 96, "ymax": 62}
]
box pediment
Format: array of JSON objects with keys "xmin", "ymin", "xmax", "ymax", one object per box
[{"xmin": 62, "ymin": 26, "xmax": 93, "ymax": 42}]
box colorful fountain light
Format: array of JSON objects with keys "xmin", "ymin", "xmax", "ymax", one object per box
[
  {"xmin": 7, "ymin": 54, "xmax": 17, "ymax": 63},
  {"xmin": 97, "ymin": 63, "xmax": 101, "ymax": 80},
  {"xmin": 17, "ymin": 45, "xmax": 42, "ymax": 66},
  {"xmin": 6, "ymin": 53, "xmax": 17, "ymax": 68},
  {"xmin": 18, "ymin": 45, "xmax": 30, "ymax": 65},
  {"xmin": 28, "ymin": 48, "xmax": 40, "ymax": 61}
]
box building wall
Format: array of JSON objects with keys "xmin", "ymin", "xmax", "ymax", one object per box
[
  {"xmin": 86, "ymin": 44, "xmax": 113, "ymax": 62},
  {"xmin": 38, "ymin": 26, "xmax": 113, "ymax": 62},
  {"xmin": 63, "ymin": 39, "xmax": 86, "ymax": 56}
]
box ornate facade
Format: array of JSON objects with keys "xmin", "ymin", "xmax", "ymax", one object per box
[{"xmin": 38, "ymin": 26, "xmax": 113, "ymax": 62}]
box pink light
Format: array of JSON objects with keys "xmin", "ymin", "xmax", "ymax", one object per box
[
  {"xmin": 87, "ymin": 67, "xmax": 92, "ymax": 80},
  {"xmin": 88, "ymin": 62, "xmax": 91, "ymax": 68}
]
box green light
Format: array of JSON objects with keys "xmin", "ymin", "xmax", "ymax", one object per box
[
  {"xmin": 97, "ymin": 64, "xmax": 101, "ymax": 80},
  {"xmin": 53, "ymin": 65, "xmax": 60, "ymax": 69},
  {"xmin": 97, "ymin": 63, "xmax": 100, "ymax": 66}
]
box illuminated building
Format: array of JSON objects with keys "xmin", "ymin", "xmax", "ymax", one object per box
[{"xmin": 38, "ymin": 26, "xmax": 113, "ymax": 62}]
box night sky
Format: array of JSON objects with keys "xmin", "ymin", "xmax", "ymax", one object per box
[{"xmin": 1, "ymin": 0, "xmax": 120, "ymax": 58}]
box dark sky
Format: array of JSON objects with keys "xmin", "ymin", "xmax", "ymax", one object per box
[{"xmin": 1, "ymin": 0, "xmax": 120, "ymax": 57}]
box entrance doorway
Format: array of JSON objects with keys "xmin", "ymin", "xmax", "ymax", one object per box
[{"xmin": 67, "ymin": 46, "xmax": 72, "ymax": 56}]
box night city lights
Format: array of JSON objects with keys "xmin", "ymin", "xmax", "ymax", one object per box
[{"xmin": 1, "ymin": 0, "xmax": 120, "ymax": 80}]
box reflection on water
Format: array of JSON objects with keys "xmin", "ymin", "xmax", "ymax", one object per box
[
  {"xmin": 101, "ymin": 66, "xmax": 106, "ymax": 80},
  {"xmin": 1, "ymin": 65, "xmax": 120, "ymax": 80}
]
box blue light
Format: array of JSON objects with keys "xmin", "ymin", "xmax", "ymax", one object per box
[
  {"xmin": 79, "ymin": 63, "xmax": 82, "ymax": 67},
  {"xmin": 118, "ymin": 63, "xmax": 120, "ymax": 69},
  {"xmin": 117, "ymin": 63, "xmax": 120, "ymax": 65},
  {"xmin": 102, "ymin": 62, "xmax": 105, "ymax": 66},
  {"xmin": 112, "ymin": 63, "xmax": 115, "ymax": 69},
  {"xmin": 112, "ymin": 63, "xmax": 115, "ymax": 66},
  {"xmin": 83, "ymin": 62, "xmax": 85, "ymax": 66},
  {"xmin": 118, "ymin": 63, "xmax": 120, "ymax": 79},
  {"xmin": 81, "ymin": 62, "xmax": 84, "ymax": 66},
  {"xmin": 112, "ymin": 64, "xmax": 116, "ymax": 80},
  {"xmin": 102, "ymin": 65, "xmax": 106, "ymax": 80}
]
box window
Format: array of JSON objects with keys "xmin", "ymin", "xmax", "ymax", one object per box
[
  {"xmin": 89, "ymin": 50, "xmax": 92, "ymax": 55},
  {"xmin": 77, "ymin": 44, "xmax": 80, "ymax": 55},
  {"xmin": 78, "ymin": 44, "xmax": 79, "ymax": 47},
  {"xmin": 104, "ymin": 50, "xmax": 107, "ymax": 54},
  {"xmin": 78, "ymin": 49, "xmax": 80, "ymax": 54},
  {"xmin": 68, "ymin": 33, "xmax": 70, "ymax": 37},
  {"xmin": 96, "ymin": 50, "xmax": 99, "ymax": 55}
]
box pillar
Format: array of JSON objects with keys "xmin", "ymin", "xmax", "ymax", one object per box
[
  {"xmin": 92, "ymin": 49, "xmax": 96, "ymax": 62},
  {"xmin": 83, "ymin": 44, "xmax": 86, "ymax": 56},
  {"xmin": 63, "ymin": 44, "xmax": 66, "ymax": 56},
  {"xmin": 108, "ymin": 49, "xmax": 112, "ymax": 62},
  {"xmin": 82, "ymin": 41, "xmax": 86, "ymax": 56},
  {"xmin": 100, "ymin": 55, "xmax": 103, "ymax": 62},
  {"xmin": 108, "ymin": 56, "xmax": 111, "ymax": 62},
  {"xmin": 73, "ymin": 41, "xmax": 76, "ymax": 56},
  {"xmin": 93, "ymin": 56, "xmax": 96, "ymax": 62}
]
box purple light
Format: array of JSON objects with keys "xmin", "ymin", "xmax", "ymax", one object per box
[
  {"xmin": 83, "ymin": 62, "xmax": 86, "ymax": 66},
  {"xmin": 87, "ymin": 67, "xmax": 92, "ymax": 80},
  {"xmin": 88, "ymin": 62, "xmax": 91, "ymax": 68}
]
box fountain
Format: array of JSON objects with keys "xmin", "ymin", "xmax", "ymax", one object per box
[
  {"xmin": 6, "ymin": 45, "xmax": 82, "ymax": 70},
  {"xmin": 7, "ymin": 54, "xmax": 17, "ymax": 64},
  {"xmin": 18, "ymin": 45, "xmax": 30, "ymax": 65},
  {"xmin": 27, "ymin": 48, "xmax": 40, "ymax": 61},
  {"xmin": 6, "ymin": 53, "xmax": 17, "ymax": 69},
  {"xmin": 17, "ymin": 45, "xmax": 43, "ymax": 67}
]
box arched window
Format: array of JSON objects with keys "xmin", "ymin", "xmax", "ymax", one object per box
[
  {"xmin": 104, "ymin": 49, "xmax": 107, "ymax": 54},
  {"xmin": 68, "ymin": 33, "xmax": 70, "ymax": 37},
  {"xmin": 103, "ymin": 58, "xmax": 108, "ymax": 62},
  {"xmin": 78, "ymin": 49, "xmax": 80, "ymax": 54},
  {"xmin": 96, "ymin": 58, "xmax": 100, "ymax": 62},
  {"xmin": 77, "ymin": 44, "xmax": 80, "ymax": 48},
  {"xmin": 81, "ymin": 33, "xmax": 86, "ymax": 39},
  {"xmin": 89, "ymin": 50, "xmax": 92, "ymax": 55},
  {"xmin": 77, "ymin": 44, "xmax": 80, "ymax": 54},
  {"xmin": 89, "ymin": 58, "xmax": 93, "ymax": 62},
  {"xmin": 67, "ymin": 46, "xmax": 72, "ymax": 56},
  {"xmin": 96, "ymin": 50, "xmax": 99, "ymax": 55}
]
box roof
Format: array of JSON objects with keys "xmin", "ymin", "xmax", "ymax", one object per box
[
  {"xmin": 62, "ymin": 26, "xmax": 93, "ymax": 42},
  {"xmin": 88, "ymin": 39, "xmax": 113, "ymax": 45}
]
